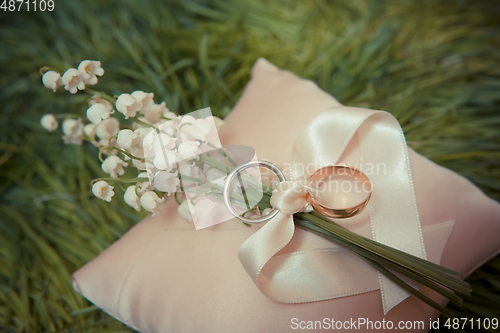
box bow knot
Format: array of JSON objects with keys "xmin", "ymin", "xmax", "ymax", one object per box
[{"xmin": 270, "ymin": 181, "xmax": 313, "ymax": 215}]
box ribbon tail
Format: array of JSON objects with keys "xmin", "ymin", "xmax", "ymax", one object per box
[
  {"xmin": 356, "ymin": 111, "xmax": 427, "ymax": 314},
  {"xmin": 238, "ymin": 212, "xmax": 295, "ymax": 298}
]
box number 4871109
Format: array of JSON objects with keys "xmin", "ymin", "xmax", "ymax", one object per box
[{"xmin": 1, "ymin": 0, "xmax": 55, "ymax": 11}]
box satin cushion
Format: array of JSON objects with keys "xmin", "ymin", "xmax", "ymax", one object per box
[{"xmin": 72, "ymin": 58, "xmax": 500, "ymax": 333}]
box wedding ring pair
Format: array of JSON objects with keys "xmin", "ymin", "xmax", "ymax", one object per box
[{"xmin": 223, "ymin": 160, "xmax": 372, "ymax": 223}]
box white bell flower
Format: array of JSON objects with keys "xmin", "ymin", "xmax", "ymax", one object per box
[
  {"xmin": 163, "ymin": 109, "xmax": 177, "ymax": 119},
  {"xmin": 144, "ymin": 102, "xmax": 166, "ymax": 123},
  {"xmin": 40, "ymin": 114, "xmax": 58, "ymax": 132},
  {"xmin": 132, "ymin": 158, "xmax": 148, "ymax": 170},
  {"xmin": 191, "ymin": 198, "xmax": 217, "ymax": 225},
  {"xmin": 177, "ymin": 162, "xmax": 201, "ymax": 188},
  {"xmin": 153, "ymin": 133, "xmax": 176, "ymax": 152},
  {"xmin": 77, "ymin": 60, "xmax": 104, "ymax": 85},
  {"xmin": 124, "ymin": 185, "xmax": 141, "ymax": 211},
  {"xmin": 178, "ymin": 162, "xmax": 200, "ymax": 178},
  {"xmin": 84, "ymin": 123, "xmax": 98, "ymax": 146},
  {"xmin": 92, "ymin": 180, "xmax": 114, "ymax": 202},
  {"xmin": 83, "ymin": 123, "xmax": 96, "ymax": 138},
  {"xmin": 116, "ymin": 93, "xmax": 142, "ymax": 119},
  {"xmin": 131, "ymin": 90, "xmax": 154, "ymax": 113},
  {"xmin": 62, "ymin": 68, "xmax": 85, "ymax": 94},
  {"xmin": 137, "ymin": 171, "xmax": 154, "ymax": 195},
  {"xmin": 201, "ymin": 117, "xmax": 224, "ymax": 149},
  {"xmin": 157, "ymin": 116, "xmax": 181, "ymax": 137},
  {"xmin": 133, "ymin": 127, "xmax": 153, "ymax": 151},
  {"xmin": 96, "ymin": 117, "xmax": 120, "ymax": 141},
  {"xmin": 204, "ymin": 167, "xmax": 226, "ymax": 188},
  {"xmin": 178, "ymin": 116, "xmax": 213, "ymax": 142},
  {"xmin": 152, "ymin": 148, "xmax": 177, "ymax": 171},
  {"xmin": 140, "ymin": 191, "xmax": 164, "ymax": 217},
  {"xmin": 86, "ymin": 103, "xmax": 112, "ymax": 125},
  {"xmin": 177, "ymin": 115, "xmax": 196, "ymax": 141},
  {"xmin": 178, "ymin": 200, "xmax": 193, "ymax": 222},
  {"xmin": 177, "ymin": 141, "xmax": 200, "ymax": 161},
  {"xmin": 99, "ymin": 137, "xmax": 118, "ymax": 148},
  {"xmin": 116, "ymin": 129, "xmax": 139, "ymax": 150},
  {"xmin": 101, "ymin": 155, "xmax": 128, "ymax": 178},
  {"xmin": 143, "ymin": 132, "xmax": 176, "ymax": 171},
  {"xmin": 153, "ymin": 170, "xmax": 180, "ymax": 194},
  {"xmin": 42, "ymin": 71, "xmax": 63, "ymax": 92},
  {"xmin": 90, "ymin": 95, "xmax": 114, "ymax": 112},
  {"xmin": 61, "ymin": 118, "xmax": 84, "ymax": 145}
]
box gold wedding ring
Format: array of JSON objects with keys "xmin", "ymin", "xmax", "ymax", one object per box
[{"xmin": 305, "ymin": 165, "xmax": 372, "ymax": 219}]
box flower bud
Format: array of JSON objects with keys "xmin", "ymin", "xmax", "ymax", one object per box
[
  {"xmin": 42, "ymin": 71, "xmax": 63, "ymax": 92},
  {"xmin": 90, "ymin": 95, "xmax": 114, "ymax": 112},
  {"xmin": 96, "ymin": 118, "xmax": 120, "ymax": 141},
  {"xmin": 61, "ymin": 118, "xmax": 84, "ymax": 145},
  {"xmin": 83, "ymin": 123, "xmax": 96, "ymax": 138},
  {"xmin": 40, "ymin": 114, "xmax": 58, "ymax": 132},
  {"xmin": 140, "ymin": 191, "xmax": 164, "ymax": 217},
  {"xmin": 116, "ymin": 129, "xmax": 139, "ymax": 150},
  {"xmin": 178, "ymin": 200, "xmax": 192, "ymax": 222},
  {"xmin": 86, "ymin": 103, "xmax": 112, "ymax": 125},
  {"xmin": 131, "ymin": 90, "xmax": 154, "ymax": 113},
  {"xmin": 124, "ymin": 185, "xmax": 141, "ymax": 211},
  {"xmin": 116, "ymin": 93, "xmax": 142, "ymax": 119},
  {"xmin": 101, "ymin": 155, "xmax": 128, "ymax": 179}
]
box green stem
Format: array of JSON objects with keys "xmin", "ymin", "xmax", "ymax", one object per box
[
  {"xmin": 296, "ymin": 218, "xmax": 463, "ymax": 304},
  {"xmin": 177, "ymin": 122, "xmax": 192, "ymax": 139},
  {"xmin": 174, "ymin": 192, "xmax": 182, "ymax": 205},
  {"xmin": 301, "ymin": 212, "xmax": 466, "ymax": 283},
  {"xmin": 39, "ymin": 66, "xmax": 50, "ymax": 76},
  {"xmin": 85, "ymin": 88, "xmax": 116, "ymax": 104},
  {"xmin": 178, "ymin": 174, "xmax": 203, "ymax": 184},
  {"xmin": 129, "ymin": 116, "xmax": 158, "ymax": 129},
  {"xmin": 54, "ymin": 113, "xmax": 84, "ymax": 119},
  {"xmin": 91, "ymin": 177, "xmax": 149, "ymax": 186},
  {"xmin": 99, "ymin": 146, "xmax": 143, "ymax": 161}
]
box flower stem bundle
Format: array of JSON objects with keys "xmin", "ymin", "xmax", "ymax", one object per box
[{"xmin": 293, "ymin": 211, "xmax": 470, "ymax": 317}]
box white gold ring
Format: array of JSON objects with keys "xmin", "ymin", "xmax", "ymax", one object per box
[{"xmin": 223, "ymin": 160, "xmax": 285, "ymax": 223}]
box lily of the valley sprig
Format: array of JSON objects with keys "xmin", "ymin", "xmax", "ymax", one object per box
[{"xmin": 40, "ymin": 60, "xmax": 225, "ymax": 218}]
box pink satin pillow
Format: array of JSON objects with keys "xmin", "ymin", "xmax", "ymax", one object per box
[{"xmin": 72, "ymin": 59, "xmax": 500, "ymax": 332}]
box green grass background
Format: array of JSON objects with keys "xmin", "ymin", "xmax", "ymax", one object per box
[{"xmin": 1, "ymin": 0, "xmax": 499, "ymax": 332}]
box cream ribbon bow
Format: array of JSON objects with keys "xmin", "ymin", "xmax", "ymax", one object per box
[
  {"xmin": 269, "ymin": 181, "xmax": 314, "ymax": 215},
  {"xmin": 238, "ymin": 106, "xmax": 427, "ymax": 314}
]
